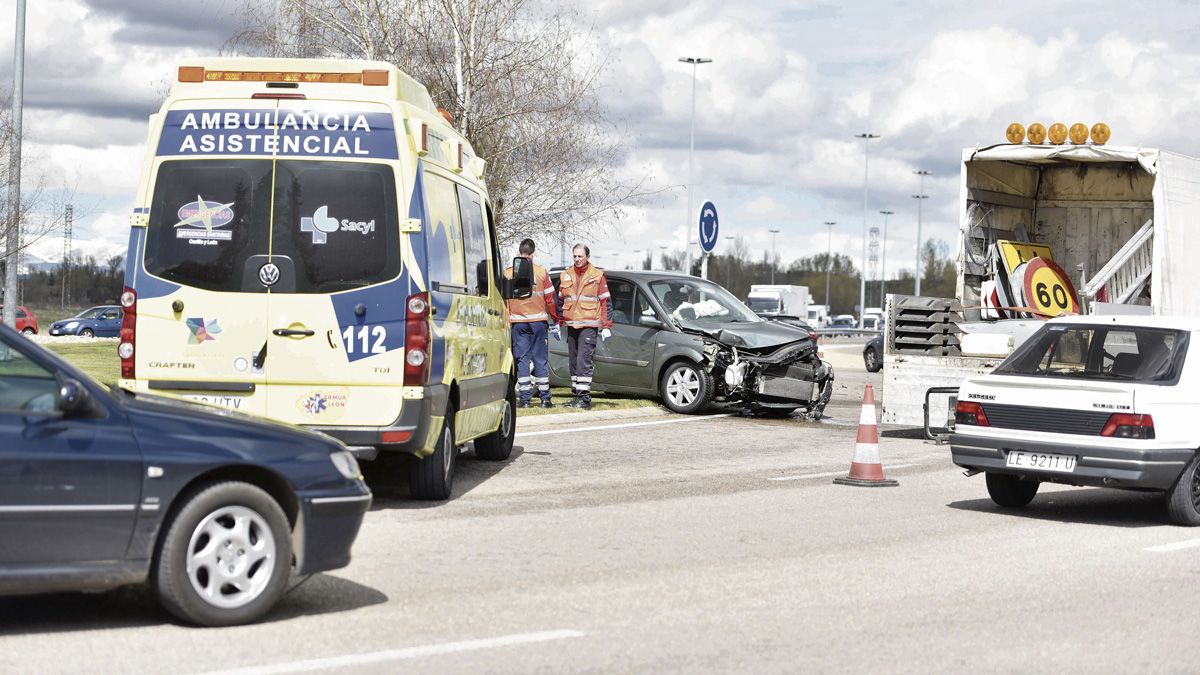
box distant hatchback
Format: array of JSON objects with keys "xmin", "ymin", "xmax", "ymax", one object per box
[
  {"xmin": 0, "ymin": 305, "xmax": 37, "ymax": 335},
  {"xmin": 0, "ymin": 322, "xmax": 371, "ymax": 626},
  {"xmin": 49, "ymin": 305, "xmax": 123, "ymax": 337}
]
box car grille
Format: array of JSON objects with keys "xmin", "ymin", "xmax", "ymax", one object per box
[{"xmin": 980, "ymin": 403, "xmax": 1111, "ymax": 436}]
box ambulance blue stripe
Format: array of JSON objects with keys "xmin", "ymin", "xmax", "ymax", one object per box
[{"xmin": 328, "ymin": 273, "xmax": 409, "ymax": 363}]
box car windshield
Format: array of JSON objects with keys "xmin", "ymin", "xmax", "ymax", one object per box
[
  {"xmin": 746, "ymin": 296, "xmax": 780, "ymax": 313},
  {"xmin": 994, "ymin": 324, "xmax": 1189, "ymax": 383},
  {"xmin": 72, "ymin": 307, "xmax": 106, "ymax": 319},
  {"xmin": 648, "ymin": 278, "xmax": 761, "ymax": 328}
]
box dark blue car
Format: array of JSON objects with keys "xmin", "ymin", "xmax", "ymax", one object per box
[
  {"xmin": 0, "ymin": 322, "xmax": 371, "ymax": 626},
  {"xmin": 48, "ymin": 305, "xmax": 123, "ymax": 337}
]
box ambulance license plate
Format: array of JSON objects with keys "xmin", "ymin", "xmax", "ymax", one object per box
[
  {"xmin": 1005, "ymin": 450, "xmax": 1076, "ymax": 473},
  {"xmin": 183, "ymin": 394, "xmax": 247, "ymax": 412}
]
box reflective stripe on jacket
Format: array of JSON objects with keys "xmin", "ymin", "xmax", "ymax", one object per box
[
  {"xmin": 559, "ymin": 264, "xmax": 610, "ymax": 328},
  {"xmin": 505, "ymin": 263, "xmax": 558, "ymax": 324}
]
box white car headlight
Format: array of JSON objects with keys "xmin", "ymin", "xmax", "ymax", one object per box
[
  {"xmin": 64, "ymin": 321, "xmax": 78, "ymax": 330},
  {"xmin": 329, "ymin": 449, "xmax": 362, "ymax": 480}
]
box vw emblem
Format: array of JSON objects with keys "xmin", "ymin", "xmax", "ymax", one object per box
[{"xmin": 258, "ymin": 263, "xmax": 281, "ymax": 287}]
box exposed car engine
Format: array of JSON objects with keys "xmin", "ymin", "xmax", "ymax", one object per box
[{"xmin": 689, "ymin": 327, "xmax": 834, "ymax": 418}]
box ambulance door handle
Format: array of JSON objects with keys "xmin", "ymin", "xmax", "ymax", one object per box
[{"xmin": 273, "ymin": 328, "xmax": 315, "ymax": 337}]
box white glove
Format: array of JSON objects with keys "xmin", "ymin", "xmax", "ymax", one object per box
[
  {"xmin": 600, "ymin": 328, "xmax": 612, "ymax": 341},
  {"xmin": 550, "ymin": 324, "xmax": 561, "ymax": 340}
]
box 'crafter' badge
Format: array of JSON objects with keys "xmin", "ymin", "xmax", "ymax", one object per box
[{"xmin": 258, "ymin": 263, "xmax": 281, "ymax": 287}]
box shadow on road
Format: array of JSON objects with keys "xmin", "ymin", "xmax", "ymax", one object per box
[
  {"xmin": 0, "ymin": 573, "xmax": 387, "ymax": 635},
  {"xmin": 366, "ymin": 445, "xmax": 525, "ymax": 510},
  {"xmin": 947, "ymin": 488, "xmax": 1168, "ymax": 528}
]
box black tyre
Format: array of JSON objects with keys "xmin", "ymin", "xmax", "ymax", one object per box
[
  {"xmin": 985, "ymin": 472, "xmax": 1040, "ymax": 508},
  {"xmin": 1166, "ymin": 453, "xmax": 1200, "ymax": 526},
  {"xmin": 475, "ymin": 377, "xmax": 516, "ymax": 461},
  {"xmin": 659, "ymin": 360, "xmax": 713, "ymax": 415},
  {"xmin": 409, "ymin": 407, "xmax": 458, "ymax": 500},
  {"xmin": 154, "ymin": 481, "xmax": 291, "ymax": 627},
  {"xmin": 864, "ymin": 347, "xmax": 882, "ymax": 372},
  {"xmin": 79, "ymin": 328, "xmax": 95, "ymax": 338}
]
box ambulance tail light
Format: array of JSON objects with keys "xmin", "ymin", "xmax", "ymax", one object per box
[
  {"xmin": 1100, "ymin": 413, "xmax": 1155, "ymax": 439},
  {"xmin": 404, "ymin": 292, "xmax": 431, "ymax": 386},
  {"xmin": 118, "ymin": 288, "xmax": 137, "ymax": 379}
]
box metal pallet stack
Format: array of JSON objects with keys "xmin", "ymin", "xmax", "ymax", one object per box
[{"xmin": 886, "ymin": 295, "xmax": 963, "ymax": 356}]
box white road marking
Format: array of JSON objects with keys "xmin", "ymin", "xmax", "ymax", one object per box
[
  {"xmin": 517, "ymin": 414, "xmax": 733, "ymax": 437},
  {"xmin": 206, "ymin": 629, "xmax": 586, "ymax": 675},
  {"xmin": 1144, "ymin": 538, "xmax": 1200, "ymax": 553},
  {"xmin": 768, "ymin": 463, "xmax": 920, "ymax": 482}
]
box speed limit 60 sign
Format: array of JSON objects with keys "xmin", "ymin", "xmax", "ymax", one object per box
[{"xmin": 1022, "ymin": 257, "xmax": 1080, "ymax": 317}]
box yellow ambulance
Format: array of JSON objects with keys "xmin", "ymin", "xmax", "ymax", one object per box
[{"xmin": 119, "ymin": 58, "xmax": 533, "ymax": 500}]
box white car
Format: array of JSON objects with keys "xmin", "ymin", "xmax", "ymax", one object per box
[{"xmin": 951, "ymin": 315, "xmax": 1200, "ymax": 525}]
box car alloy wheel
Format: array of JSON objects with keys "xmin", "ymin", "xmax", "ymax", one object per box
[
  {"xmin": 665, "ymin": 365, "xmax": 701, "ymax": 408},
  {"xmin": 865, "ymin": 349, "xmax": 880, "ymax": 372},
  {"xmin": 21, "ymin": 327, "xmax": 34, "ymax": 336},
  {"xmin": 80, "ymin": 328, "xmax": 95, "ymax": 338},
  {"xmin": 185, "ymin": 504, "xmax": 277, "ymax": 610}
]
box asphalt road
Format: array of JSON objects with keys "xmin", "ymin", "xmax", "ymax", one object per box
[{"xmin": 4, "ymin": 346, "xmax": 1200, "ymax": 673}]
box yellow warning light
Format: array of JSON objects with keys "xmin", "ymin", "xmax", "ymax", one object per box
[
  {"xmin": 1068, "ymin": 123, "xmax": 1089, "ymax": 144},
  {"xmin": 1027, "ymin": 123, "xmax": 1047, "ymax": 144},
  {"xmin": 1048, "ymin": 123, "xmax": 1068, "ymax": 145},
  {"xmin": 1005, "ymin": 123, "xmax": 1026, "ymax": 144},
  {"xmin": 1091, "ymin": 122, "xmax": 1111, "ymax": 145}
]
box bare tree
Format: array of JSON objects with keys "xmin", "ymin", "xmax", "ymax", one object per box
[{"xmin": 228, "ymin": 0, "xmax": 660, "ymax": 248}]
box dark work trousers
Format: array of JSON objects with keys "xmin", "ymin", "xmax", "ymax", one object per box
[
  {"xmin": 567, "ymin": 326, "xmax": 598, "ymax": 403},
  {"xmin": 511, "ymin": 322, "xmax": 551, "ymax": 404}
]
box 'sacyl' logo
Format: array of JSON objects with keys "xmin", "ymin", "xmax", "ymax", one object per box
[
  {"xmin": 300, "ymin": 205, "xmax": 375, "ymax": 244},
  {"xmin": 258, "ymin": 263, "xmax": 281, "ymax": 287}
]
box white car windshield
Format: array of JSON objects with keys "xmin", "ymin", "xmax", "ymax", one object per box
[{"xmin": 648, "ymin": 279, "xmax": 762, "ymax": 327}]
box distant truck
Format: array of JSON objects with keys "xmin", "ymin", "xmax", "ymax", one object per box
[
  {"xmin": 883, "ymin": 133, "xmax": 1200, "ymax": 427},
  {"xmin": 746, "ymin": 285, "xmax": 809, "ymax": 322},
  {"xmin": 807, "ymin": 304, "xmax": 830, "ymax": 328}
]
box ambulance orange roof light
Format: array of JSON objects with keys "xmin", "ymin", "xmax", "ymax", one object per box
[{"xmin": 177, "ymin": 66, "xmax": 389, "ymax": 86}]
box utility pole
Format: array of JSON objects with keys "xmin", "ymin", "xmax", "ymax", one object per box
[
  {"xmin": 724, "ymin": 235, "xmax": 735, "ymax": 289},
  {"xmin": 61, "ymin": 204, "xmax": 73, "ymax": 309},
  {"xmin": 913, "ymin": 169, "xmax": 932, "ymax": 295},
  {"xmin": 823, "ymin": 221, "xmax": 836, "ymax": 307},
  {"xmin": 878, "ymin": 209, "xmax": 893, "ymax": 308},
  {"xmin": 855, "ymin": 133, "xmax": 879, "ymax": 326},
  {"xmin": 679, "ymin": 56, "xmax": 712, "ymax": 276},
  {"xmin": 3, "ymin": 0, "xmax": 26, "ymax": 328},
  {"xmin": 768, "ymin": 229, "xmax": 781, "ymax": 284}
]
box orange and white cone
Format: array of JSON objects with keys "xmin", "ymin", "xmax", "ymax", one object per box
[{"xmin": 833, "ymin": 384, "xmax": 899, "ymax": 487}]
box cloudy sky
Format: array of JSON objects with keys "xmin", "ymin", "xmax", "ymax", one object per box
[{"xmin": 2, "ymin": 0, "xmax": 1199, "ymax": 281}]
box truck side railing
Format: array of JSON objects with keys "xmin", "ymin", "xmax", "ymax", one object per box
[{"xmin": 1080, "ymin": 218, "xmax": 1154, "ymax": 309}]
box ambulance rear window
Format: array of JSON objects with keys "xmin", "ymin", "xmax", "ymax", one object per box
[
  {"xmin": 270, "ymin": 160, "xmax": 400, "ymax": 293},
  {"xmin": 144, "ymin": 160, "xmax": 272, "ymax": 293}
]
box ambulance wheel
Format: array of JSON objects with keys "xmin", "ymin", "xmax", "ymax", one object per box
[
  {"xmin": 985, "ymin": 472, "xmax": 1039, "ymax": 508},
  {"xmin": 408, "ymin": 409, "xmax": 457, "ymax": 501},
  {"xmin": 475, "ymin": 378, "xmax": 516, "ymax": 461}
]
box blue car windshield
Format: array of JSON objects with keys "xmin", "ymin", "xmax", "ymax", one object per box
[{"xmin": 73, "ymin": 307, "xmax": 106, "ymax": 319}]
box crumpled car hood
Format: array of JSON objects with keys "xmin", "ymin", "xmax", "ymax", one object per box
[{"xmin": 697, "ymin": 320, "xmax": 813, "ymax": 349}]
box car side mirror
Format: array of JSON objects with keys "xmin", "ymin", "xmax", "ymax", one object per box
[
  {"xmin": 503, "ymin": 257, "xmax": 534, "ymax": 300},
  {"xmin": 639, "ymin": 315, "xmax": 664, "ymax": 329},
  {"xmin": 56, "ymin": 378, "xmax": 91, "ymax": 417}
]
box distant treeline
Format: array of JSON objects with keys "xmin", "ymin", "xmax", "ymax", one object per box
[{"xmin": 10, "ymin": 254, "xmax": 125, "ymax": 307}]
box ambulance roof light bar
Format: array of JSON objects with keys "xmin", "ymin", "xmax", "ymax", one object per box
[{"xmin": 178, "ymin": 66, "xmax": 389, "ymax": 86}]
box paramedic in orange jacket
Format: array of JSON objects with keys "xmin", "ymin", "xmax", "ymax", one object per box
[
  {"xmin": 505, "ymin": 238, "xmax": 560, "ymax": 408},
  {"xmin": 556, "ymin": 243, "xmax": 612, "ymax": 410}
]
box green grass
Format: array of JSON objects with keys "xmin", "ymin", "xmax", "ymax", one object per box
[
  {"xmin": 44, "ymin": 343, "xmax": 660, "ymax": 414},
  {"xmin": 45, "ymin": 341, "xmax": 120, "ymax": 385}
]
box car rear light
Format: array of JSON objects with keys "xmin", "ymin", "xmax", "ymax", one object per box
[
  {"xmin": 1100, "ymin": 413, "xmax": 1155, "ymax": 439},
  {"xmin": 119, "ymin": 287, "xmax": 137, "ymax": 379},
  {"xmin": 403, "ymin": 292, "xmax": 430, "ymax": 386},
  {"xmin": 381, "ymin": 430, "xmax": 413, "ymax": 444},
  {"xmin": 954, "ymin": 401, "xmax": 990, "ymax": 427}
]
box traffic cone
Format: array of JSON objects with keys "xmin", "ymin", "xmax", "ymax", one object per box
[{"xmin": 833, "ymin": 384, "xmax": 899, "ymax": 487}]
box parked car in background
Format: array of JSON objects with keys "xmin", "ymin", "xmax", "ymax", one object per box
[
  {"xmin": 0, "ymin": 305, "xmax": 38, "ymax": 335},
  {"xmin": 48, "ymin": 305, "xmax": 123, "ymax": 337},
  {"xmin": 863, "ymin": 335, "xmax": 883, "ymax": 372},
  {"xmin": 548, "ymin": 270, "xmax": 834, "ymax": 417},
  {"xmin": 0, "ymin": 322, "xmax": 371, "ymax": 625},
  {"xmin": 826, "ymin": 315, "xmax": 857, "ymax": 336}
]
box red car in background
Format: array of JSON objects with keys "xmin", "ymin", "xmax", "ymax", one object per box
[{"xmin": 0, "ymin": 305, "xmax": 38, "ymax": 335}]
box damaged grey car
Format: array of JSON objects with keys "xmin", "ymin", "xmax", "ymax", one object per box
[{"xmin": 548, "ymin": 271, "xmax": 834, "ymax": 417}]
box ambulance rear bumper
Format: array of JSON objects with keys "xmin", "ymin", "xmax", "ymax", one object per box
[{"xmin": 305, "ymin": 384, "xmax": 449, "ymax": 459}]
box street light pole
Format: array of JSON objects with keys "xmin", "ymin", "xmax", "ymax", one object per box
[
  {"xmin": 913, "ymin": 169, "xmax": 932, "ymax": 295},
  {"xmin": 768, "ymin": 228, "xmax": 781, "ymax": 284},
  {"xmin": 3, "ymin": 0, "xmax": 26, "ymax": 328},
  {"xmin": 823, "ymin": 221, "xmax": 836, "ymax": 307},
  {"xmin": 723, "ymin": 235, "xmax": 735, "ymax": 289},
  {"xmin": 855, "ymin": 132, "xmax": 879, "ymax": 327},
  {"xmin": 878, "ymin": 210, "xmax": 893, "ymax": 308},
  {"xmin": 679, "ymin": 56, "xmax": 712, "ymax": 277}
]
